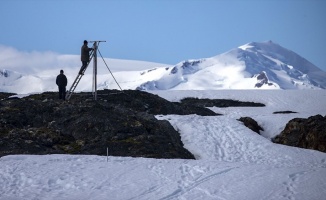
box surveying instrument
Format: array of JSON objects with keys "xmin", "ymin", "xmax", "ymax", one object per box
[{"xmin": 65, "ymin": 41, "xmax": 122, "ymax": 101}]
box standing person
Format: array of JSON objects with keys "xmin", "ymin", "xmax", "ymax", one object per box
[
  {"xmin": 79, "ymin": 40, "xmax": 93, "ymax": 75},
  {"xmin": 56, "ymin": 70, "xmax": 68, "ymax": 100}
]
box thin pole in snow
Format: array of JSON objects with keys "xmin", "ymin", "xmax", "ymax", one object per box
[{"xmin": 107, "ymin": 147, "xmax": 109, "ymax": 162}]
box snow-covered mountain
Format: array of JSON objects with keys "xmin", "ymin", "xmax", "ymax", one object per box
[
  {"xmin": 0, "ymin": 58, "xmax": 171, "ymax": 94},
  {"xmin": 0, "ymin": 69, "xmax": 53, "ymax": 94},
  {"xmin": 0, "ymin": 69, "xmax": 23, "ymax": 92},
  {"xmin": 1, "ymin": 41, "xmax": 326, "ymax": 93},
  {"xmin": 0, "ymin": 69, "xmax": 22, "ymax": 84},
  {"xmin": 137, "ymin": 41, "xmax": 326, "ymax": 90}
]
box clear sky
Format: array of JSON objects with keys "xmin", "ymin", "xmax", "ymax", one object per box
[{"xmin": 1, "ymin": 0, "xmax": 326, "ymax": 71}]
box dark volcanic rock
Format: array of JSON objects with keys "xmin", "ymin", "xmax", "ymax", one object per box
[
  {"xmin": 273, "ymin": 111, "xmax": 298, "ymax": 114},
  {"xmin": 1, "ymin": 90, "xmax": 224, "ymax": 159},
  {"xmin": 99, "ymin": 90, "xmax": 219, "ymax": 116},
  {"xmin": 0, "ymin": 89, "xmax": 269, "ymax": 159},
  {"xmin": 238, "ymin": 117, "xmax": 264, "ymax": 134},
  {"xmin": 272, "ymin": 115, "xmax": 326, "ymax": 153},
  {"xmin": 181, "ymin": 97, "xmax": 265, "ymax": 108},
  {"xmin": 0, "ymin": 92, "xmax": 16, "ymax": 100},
  {"xmin": 254, "ymin": 71, "xmax": 276, "ymax": 88}
]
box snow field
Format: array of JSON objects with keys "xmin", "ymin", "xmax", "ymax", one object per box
[
  {"xmin": 157, "ymin": 114, "xmax": 326, "ymax": 168},
  {"xmin": 1, "ymin": 155, "xmax": 325, "ymax": 200}
]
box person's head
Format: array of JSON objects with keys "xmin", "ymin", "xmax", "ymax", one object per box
[
  {"xmin": 84, "ymin": 40, "xmax": 88, "ymax": 45},
  {"xmin": 60, "ymin": 70, "xmax": 64, "ymax": 74}
]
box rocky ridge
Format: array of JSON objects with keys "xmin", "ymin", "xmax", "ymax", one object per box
[{"xmin": 1, "ymin": 90, "xmax": 218, "ymax": 159}]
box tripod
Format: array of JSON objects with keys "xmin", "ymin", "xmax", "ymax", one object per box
[{"xmin": 65, "ymin": 41, "xmax": 122, "ymax": 101}]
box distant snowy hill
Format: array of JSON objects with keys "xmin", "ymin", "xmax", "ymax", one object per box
[
  {"xmin": 1, "ymin": 41, "xmax": 326, "ymax": 93},
  {"xmin": 0, "ymin": 69, "xmax": 56, "ymax": 94},
  {"xmin": 0, "ymin": 69, "xmax": 22, "ymax": 84},
  {"xmin": 0, "ymin": 69, "xmax": 24, "ymax": 93},
  {"xmin": 0, "ymin": 57, "xmax": 171, "ymax": 93},
  {"xmin": 137, "ymin": 41, "xmax": 326, "ymax": 90}
]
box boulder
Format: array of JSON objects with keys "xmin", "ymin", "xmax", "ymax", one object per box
[
  {"xmin": 272, "ymin": 115, "xmax": 326, "ymax": 153},
  {"xmin": 238, "ymin": 117, "xmax": 264, "ymax": 134}
]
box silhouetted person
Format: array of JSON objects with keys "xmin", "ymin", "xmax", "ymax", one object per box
[
  {"xmin": 79, "ymin": 40, "xmax": 93, "ymax": 75},
  {"xmin": 56, "ymin": 70, "xmax": 68, "ymax": 100}
]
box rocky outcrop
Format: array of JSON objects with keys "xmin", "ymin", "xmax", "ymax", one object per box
[
  {"xmin": 273, "ymin": 111, "xmax": 297, "ymax": 114},
  {"xmin": 180, "ymin": 97, "xmax": 265, "ymax": 108},
  {"xmin": 1, "ymin": 90, "xmax": 224, "ymax": 159},
  {"xmin": 254, "ymin": 71, "xmax": 276, "ymax": 88},
  {"xmin": 0, "ymin": 69, "xmax": 9, "ymax": 77},
  {"xmin": 237, "ymin": 117, "xmax": 264, "ymax": 134},
  {"xmin": 272, "ymin": 115, "xmax": 326, "ymax": 153},
  {"xmin": 0, "ymin": 92, "xmax": 15, "ymax": 100},
  {"xmin": 101, "ymin": 90, "xmax": 218, "ymax": 116},
  {"xmin": 0, "ymin": 90, "xmax": 271, "ymax": 159}
]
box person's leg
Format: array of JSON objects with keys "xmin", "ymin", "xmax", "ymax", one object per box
[
  {"xmin": 79, "ymin": 61, "xmax": 88, "ymax": 74},
  {"xmin": 62, "ymin": 87, "xmax": 66, "ymax": 101},
  {"xmin": 58, "ymin": 86, "xmax": 64, "ymax": 99}
]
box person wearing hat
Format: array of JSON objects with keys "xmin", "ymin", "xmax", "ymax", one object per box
[
  {"xmin": 56, "ymin": 70, "xmax": 68, "ymax": 100},
  {"xmin": 79, "ymin": 40, "xmax": 94, "ymax": 75}
]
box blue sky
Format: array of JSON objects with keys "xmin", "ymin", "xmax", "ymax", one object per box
[{"xmin": 1, "ymin": 0, "xmax": 326, "ymax": 71}]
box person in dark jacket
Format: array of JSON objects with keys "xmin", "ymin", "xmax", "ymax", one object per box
[
  {"xmin": 56, "ymin": 70, "xmax": 68, "ymax": 100},
  {"xmin": 79, "ymin": 40, "xmax": 93, "ymax": 75}
]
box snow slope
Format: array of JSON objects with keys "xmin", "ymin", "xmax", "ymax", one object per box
[{"xmin": 1, "ymin": 90, "xmax": 326, "ymax": 200}]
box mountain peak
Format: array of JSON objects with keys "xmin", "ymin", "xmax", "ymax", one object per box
[
  {"xmin": 237, "ymin": 41, "xmax": 326, "ymax": 89},
  {"xmin": 239, "ymin": 40, "xmax": 281, "ymax": 52}
]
